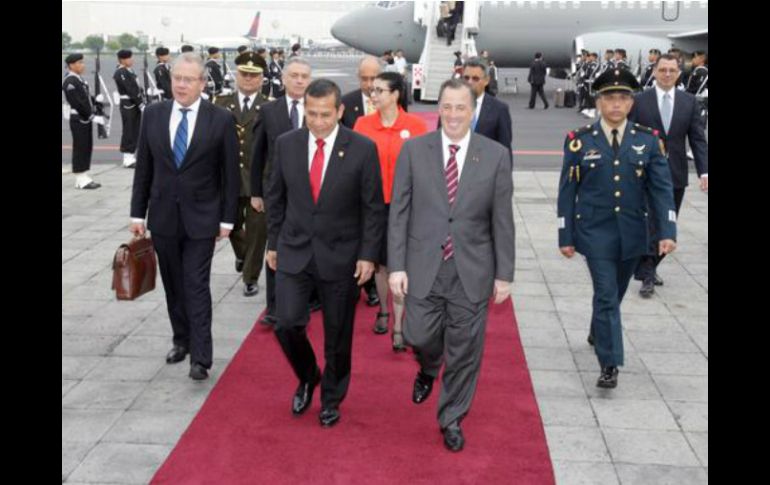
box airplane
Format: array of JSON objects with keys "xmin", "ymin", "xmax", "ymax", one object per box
[
  {"xmin": 331, "ymin": 1, "xmax": 708, "ymax": 69},
  {"xmin": 190, "ymin": 11, "xmax": 262, "ymax": 50}
]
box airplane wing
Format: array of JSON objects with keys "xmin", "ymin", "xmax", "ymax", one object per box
[{"xmin": 667, "ymin": 29, "xmax": 708, "ymax": 41}]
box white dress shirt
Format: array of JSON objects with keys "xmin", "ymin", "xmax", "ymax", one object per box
[
  {"xmin": 285, "ymin": 95, "xmax": 304, "ymax": 128},
  {"xmin": 132, "ymin": 96, "xmax": 233, "ymax": 230},
  {"xmin": 308, "ymin": 123, "xmax": 340, "ymax": 186},
  {"xmin": 441, "ymin": 128, "xmax": 471, "ymax": 182}
]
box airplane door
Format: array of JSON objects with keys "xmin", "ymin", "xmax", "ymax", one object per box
[{"xmin": 662, "ymin": 1, "xmax": 680, "ymax": 21}]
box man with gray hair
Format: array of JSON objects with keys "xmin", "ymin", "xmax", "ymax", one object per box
[
  {"xmin": 130, "ymin": 52, "xmax": 240, "ymax": 380},
  {"xmin": 389, "ymin": 78, "xmax": 515, "ymax": 451},
  {"xmin": 251, "ymin": 56, "xmax": 321, "ymax": 326}
]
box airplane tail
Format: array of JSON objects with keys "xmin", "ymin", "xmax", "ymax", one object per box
[{"xmin": 245, "ymin": 11, "xmax": 260, "ymax": 39}]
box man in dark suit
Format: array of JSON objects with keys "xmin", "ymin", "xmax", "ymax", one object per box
[
  {"xmin": 527, "ymin": 52, "xmax": 549, "ymax": 109},
  {"xmin": 439, "ymin": 57, "xmax": 513, "ymax": 167},
  {"xmin": 130, "ymin": 52, "xmax": 239, "ymax": 381},
  {"xmin": 251, "ymin": 57, "xmax": 321, "ymax": 326},
  {"xmin": 629, "ymin": 54, "xmax": 708, "ymax": 298},
  {"xmin": 340, "ymin": 56, "xmax": 382, "ymax": 129},
  {"xmin": 340, "ymin": 55, "xmax": 383, "ymax": 307},
  {"xmin": 266, "ymin": 79, "xmax": 385, "ymax": 427}
]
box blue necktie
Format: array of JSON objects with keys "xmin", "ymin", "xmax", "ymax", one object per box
[
  {"xmin": 471, "ymin": 112, "xmax": 478, "ymax": 131},
  {"xmin": 173, "ymin": 108, "xmax": 190, "ymax": 168}
]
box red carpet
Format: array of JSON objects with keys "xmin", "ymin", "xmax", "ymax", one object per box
[{"xmin": 152, "ymin": 297, "xmax": 554, "ymax": 484}]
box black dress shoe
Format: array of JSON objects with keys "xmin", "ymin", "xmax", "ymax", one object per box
[
  {"xmin": 243, "ymin": 283, "xmax": 259, "ymax": 297},
  {"xmin": 292, "ymin": 367, "xmax": 321, "ymax": 415},
  {"xmin": 319, "ymin": 407, "xmax": 341, "ymax": 427},
  {"xmin": 165, "ymin": 346, "xmax": 189, "ymax": 364},
  {"xmin": 654, "ymin": 273, "xmax": 664, "ymax": 286},
  {"xmin": 596, "ymin": 366, "xmax": 619, "ymax": 389},
  {"xmin": 412, "ymin": 371, "xmax": 434, "ymax": 404},
  {"xmin": 587, "ymin": 332, "xmax": 595, "ymax": 346},
  {"xmin": 189, "ymin": 363, "xmax": 209, "ymax": 380},
  {"xmin": 259, "ymin": 311, "xmax": 277, "ymax": 327},
  {"xmin": 235, "ymin": 258, "xmax": 244, "ymax": 273},
  {"xmin": 639, "ymin": 278, "xmax": 655, "ymax": 298},
  {"xmin": 309, "ymin": 299, "xmax": 322, "ymax": 313},
  {"xmin": 442, "ymin": 423, "xmax": 465, "ymax": 452},
  {"xmin": 365, "ymin": 286, "xmax": 380, "ymax": 307}
]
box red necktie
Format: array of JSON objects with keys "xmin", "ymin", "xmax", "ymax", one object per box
[
  {"xmin": 309, "ymin": 138, "xmax": 325, "ymax": 204},
  {"xmin": 443, "ymin": 144, "xmax": 460, "ymax": 260}
]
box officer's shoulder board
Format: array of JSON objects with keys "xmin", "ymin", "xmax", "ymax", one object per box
[
  {"xmin": 632, "ymin": 123, "xmax": 666, "ymax": 153},
  {"xmin": 566, "ymin": 125, "xmax": 593, "ymax": 152}
]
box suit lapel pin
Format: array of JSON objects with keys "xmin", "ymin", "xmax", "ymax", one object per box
[{"xmin": 631, "ymin": 144, "xmax": 646, "ymax": 155}]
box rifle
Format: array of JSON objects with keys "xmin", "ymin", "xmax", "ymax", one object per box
[{"xmin": 93, "ymin": 49, "xmax": 114, "ymax": 138}]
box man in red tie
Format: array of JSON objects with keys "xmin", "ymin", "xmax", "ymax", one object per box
[{"xmin": 265, "ymin": 79, "xmax": 385, "ymax": 427}]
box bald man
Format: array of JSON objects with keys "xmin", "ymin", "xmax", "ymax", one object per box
[{"xmin": 341, "ymin": 56, "xmax": 383, "ymax": 129}]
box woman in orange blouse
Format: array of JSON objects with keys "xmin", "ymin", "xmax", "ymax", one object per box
[{"xmin": 354, "ymin": 72, "xmax": 428, "ymax": 351}]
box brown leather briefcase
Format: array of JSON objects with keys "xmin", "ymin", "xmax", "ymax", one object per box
[{"xmin": 112, "ymin": 236, "xmax": 157, "ymax": 300}]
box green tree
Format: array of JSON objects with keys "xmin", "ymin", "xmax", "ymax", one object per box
[
  {"xmin": 118, "ymin": 33, "xmax": 139, "ymax": 49},
  {"xmin": 83, "ymin": 35, "xmax": 105, "ymax": 52},
  {"xmin": 62, "ymin": 32, "xmax": 72, "ymax": 51}
]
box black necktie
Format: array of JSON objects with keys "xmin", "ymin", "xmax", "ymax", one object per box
[
  {"xmin": 242, "ymin": 96, "xmax": 250, "ymax": 113},
  {"xmin": 611, "ymin": 129, "xmax": 620, "ymax": 156},
  {"xmin": 290, "ymin": 99, "xmax": 299, "ymax": 130}
]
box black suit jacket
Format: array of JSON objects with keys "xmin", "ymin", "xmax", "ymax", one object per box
[
  {"xmin": 266, "ymin": 125, "xmax": 385, "ymax": 281},
  {"xmin": 528, "ymin": 59, "xmax": 547, "ymax": 85},
  {"xmin": 629, "ymin": 89, "xmax": 708, "ymax": 188},
  {"xmin": 340, "ymin": 89, "xmax": 366, "ymax": 129},
  {"xmin": 250, "ymin": 96, "xmax": 298, "ymax": 197},
  {"xmin": 436, "ymin": 94, "xmax": 514, "ymax": 166},
  {"xmin": 130, "ymin": 99, "xmax": 240, "ymax": 239}
]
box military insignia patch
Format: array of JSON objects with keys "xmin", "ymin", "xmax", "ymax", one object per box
[
  {"xmin": 569, "ymin": 138, "xmax": 582, "ymax": 152},
  {"xmin": 631, "ymin": 145, "xmax": 646, "ymax": 155}
]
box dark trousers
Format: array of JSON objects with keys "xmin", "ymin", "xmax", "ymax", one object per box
[
  {"xmin": 403, "ymin": 258, "xmax": 489, "ymax": 429},
  {"xmin": 635, "ymin": 187, "xmax": 686, "ymax": 280},
  {"xmin": 152, "ymin": 208, "xmax": 216, "ymax": 368},
  {"xmin": 529, "ymin": 83, "xmax": 548, "ymax": 108},
  {"xmin": 70, "ymin": 118, "xmax": 93, "ymax": 173},
  {"xmin": 229, "ymin": 197, "xmax": 267, "ymax": 285},
  {"xmin": 274, "ymin": 257, "xmax": 359, "ymax": 408},
  {"xmin": 586, "ymin": 257, "xmax": 639, "ymax": 368},
  {"xmin": 119, "ymin": 105, "xmax": 141, "ymax": 153}
]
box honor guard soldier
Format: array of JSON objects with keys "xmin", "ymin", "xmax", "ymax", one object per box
[
  {"xmin": 640, "ymin": 49, "xmax": 661, "ymax": 89},
  {"xmin": 154, "ymin": 47, "xmax": 173, "ymax": 100},
  {"xmin": 256, "ymin": 48, "xmax": 272, "ymax": 97},
  {"xmin": 114, "ymin": 49, "xmax": 143, "ymax": 168},
  {"xmin": 63, "ymin": 53, "xmax": 101, "ymax": 189},
  {"xmin": 213, "ymin": 52, "xmax": 270, "ymax": 296},
  {"xmin": 557, "ymin": 68, "xmax": 677, "ymax": 389},
  {"xmin": 205, "ymin": 47, "xmax": 224, "ymax": 98},
  {"xmin": 686, "ymin": 51, "xmax": 708, "ymax": 95},
  {"xmin": 268, "ymin": 49, "xmax": 284, "ymax": 98}
]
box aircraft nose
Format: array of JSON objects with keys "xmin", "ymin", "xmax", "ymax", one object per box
[{"xmin": 331, "ymin": 10, "xmax": 361, "ymax": 47}]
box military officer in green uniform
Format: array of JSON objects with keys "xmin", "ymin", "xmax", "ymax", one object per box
[
  {"xmin": 214, "ymin": 51, "xmax": 270, "ymax": 296},
  {"xmin": 557, "ymin": 68, "xmax": 678, "ymax": 389}
]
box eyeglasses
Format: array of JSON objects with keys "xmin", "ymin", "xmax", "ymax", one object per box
[
  {"xmin": 372, "ymin": 87, "xmax": 393, "ymax": 95},
  {"xmin": 463, "ymin": 75, "xmax": 484, "ymax": 82},
  {"xmin": 172, "ymin": 75, "xmax": 202, "ymax": 85}
]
